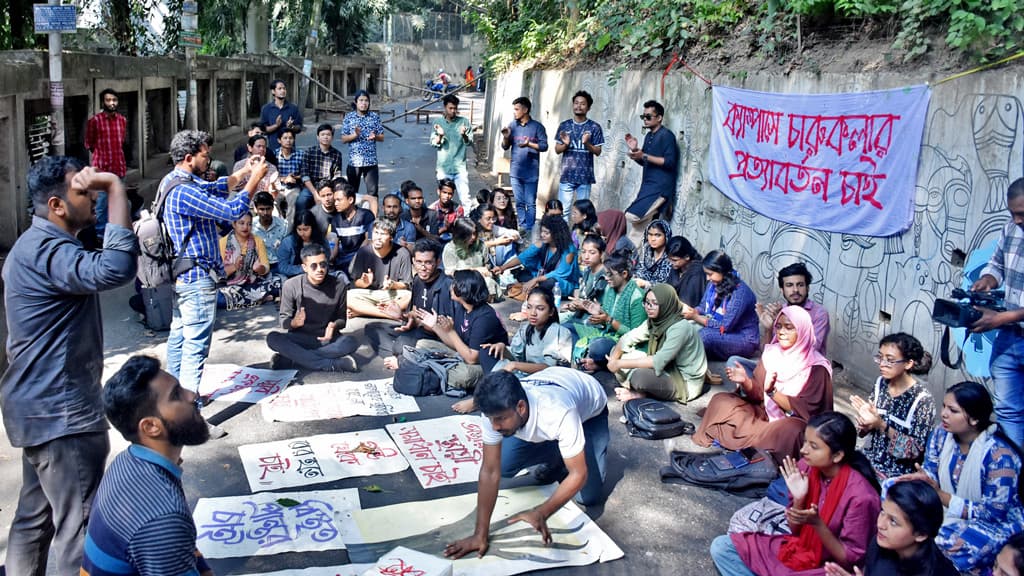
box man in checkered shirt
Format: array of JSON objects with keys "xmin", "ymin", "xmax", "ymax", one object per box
[
  {"xmin": 971, "ymin": 177, "xmax": 1024, "ymax": 448},
  {"xmin": 85, "ymin": 88, "xmax": 127, "ymax": 241}
]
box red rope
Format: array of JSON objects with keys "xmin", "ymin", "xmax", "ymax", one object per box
[{"xmin": 661, "ymin": 52, "xmax": 714, "ymax": 96}]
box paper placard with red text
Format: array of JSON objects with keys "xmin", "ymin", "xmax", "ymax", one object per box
[{"xmin": 385, "ymin": 415, "xmax": 484, "ymax": 489}]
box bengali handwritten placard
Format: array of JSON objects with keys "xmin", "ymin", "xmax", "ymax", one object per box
[
  {"xmin": 261, "ymin": 379, "xmax": 420, "ymax": 422},
  {"xmin": 338, "ymin": 485, "xmax": 624, "ymax": 575},
  {"xmin": 238, "ymin": 430, "xmax": 410, "ymax": 492},
  {"xmin": 385, "ymin": 415, "xmax": 484, "ymax": 489},
  {"xmin": 193, "ymin": 489, "xmax": 360, "ymax": 559},
  {"xmin": 707, "ymin": 84, "xmax": 930, "ymax": 236},
  {"xmin": 235, "ymin": 565, "xmax": 373, "ymax": 576},
  {"xmin": 198, "ymin": 364, "xmax": 297, "ymax": 404}
]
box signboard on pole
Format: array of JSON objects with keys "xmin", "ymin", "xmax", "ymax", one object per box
[
  {"xmin": 33, "ymin": 5, "xmax": 77, "ymax": 33},
  {"xmin": 179, "ymin": 31, "xmax": 203, "ymax": 48}
]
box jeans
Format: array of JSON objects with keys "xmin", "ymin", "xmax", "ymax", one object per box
[
  {"xmin": 437, "ymin": 168, "xmax": 473, "ymax": 212},
  {"xmin": 94, "ymin": 190, "xmax": 108, "ymax": 239},
  {"xmin": 6, "ymin": 432, "xmax": 110, "ymax": 576},
  {"xmin": 511, "ymin": 177, "xmax": 538, "ymax": 233},
  {"xmin": 990, "ymin": 327, "xmax": 1024, "ymax": 448},
  {"xmin": 500, "ymin": 406, "xmax": 609, "ymax": 506},
  {"xmin": 266, "ymin": 331, "xmax": 359, "ymax": 371},
  {"xmin": 167, "ymin": 276, "xmax": 218, "ymax": 392},
  {"xmin": 710, "ymin": 534, "xmax": 758, "ymax": 576},
  {"xmin": 557, "ymin": 182, "xmax": 591, "ymax": 221}
]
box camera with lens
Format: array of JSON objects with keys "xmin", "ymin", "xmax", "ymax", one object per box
[{"xmin": 932, "ymin": 288, "xmax": 1005, "ymax": 328}]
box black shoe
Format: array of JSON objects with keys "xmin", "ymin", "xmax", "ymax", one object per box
[
  {"xmin": 330, "ymin": 355, "xmax": 359, "ymax": 373},
  {"xmin": 270, "ymin": 354, "xmax": 296, "ymax": 370}
]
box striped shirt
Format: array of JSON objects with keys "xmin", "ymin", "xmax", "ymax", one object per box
[
  {"xmin": 163, "ymin": 168, "xmax": 251, "ymax": 283},
  {"xmin": 81, "ymin": 445, "xmax": 210, "ymax": 575},
  {"xmin": 981, "ymin": 220, "xmax": 1024, "ymax": 327},
  {"xmin": 86, "ymin": 111, "xmax": 127, "ymax": 177}
]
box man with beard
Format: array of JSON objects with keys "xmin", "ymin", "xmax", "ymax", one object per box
[
  {"xmin": 260, "ymin": 79, "xmax": 304, "ymax": 150},
  {"xmin": 85, "ymin": 88, "xmax": 127, "ymax": 241},
  {"xmin": 754, "ymin": 262, "xmax": 830, "ymax": 354},
  {"xmin": 81, "ymin": 355, "xmax": 213, "ymax": 575},
  {"xmin": 400, "ymin": 182, "xmax": 439, "ymax": 241},
  {"xmin": 381, "ymin": 193, "xmax": 416, "ymax": 249},
  {"xmin": 381, "ymin": 239, "xmax": 456, "ymax": 370},
  {"xmin": 163, "ymin": 130, "xmax": 266, "ymax": 414},
  {"xmin": 347, "ymin": 219, "xmax": 412, "ymax": 319},
  {"xmin": 331, "ymin": 180, "xmax": 375, "ymax": 277},
  {"xmin": 1, "ymin": 157, "xmax": 138, "ymax": 575},
  {"xmin": 554, "ymin": 90, "xmax": 604, "ymax": 220},
  {"xmin": 444, "ymin": 367, "xmax": 609, "ymax": 560},
  {"xmin": 267, "ymin": 244, "xmax": 359, "ymax": 372}
]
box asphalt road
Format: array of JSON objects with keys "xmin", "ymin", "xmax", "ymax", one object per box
[{"xmin": 0, "ymin": 92, "xmax": 861, "ymax": 575}]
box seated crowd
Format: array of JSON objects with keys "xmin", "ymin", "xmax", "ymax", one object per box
[{"xmin": 117, "ymin": 128, "xmax": 1023, "ymax": 576}]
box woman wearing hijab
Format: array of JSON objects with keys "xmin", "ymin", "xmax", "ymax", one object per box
[
  {"xmin": 694, "ymin": 305, "xmax": 833, "ymax": 459},
  {"xmin": 606, "ymin": 283, "xmax": 709, "ymax": 404},
  {"xmin": 632, "ymin": 219, "xmax": 673, "ymax": 287},
  {"xmin": 597, "ymin": 209, "xmax": 634, "ymax": 256}
]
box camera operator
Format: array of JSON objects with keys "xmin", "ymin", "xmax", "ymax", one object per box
[{"xmin": 971, "ymin": 177, "xmax": 1024, "ymax": 448}]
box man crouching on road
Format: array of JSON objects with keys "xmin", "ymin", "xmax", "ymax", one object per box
[
  {"xmin": 444, "ymin": 366, "xmax": 609, "ymax": 559},
  {"xmin": 81, "ymin": 355, "xmax": 213, "ymax": 575}
]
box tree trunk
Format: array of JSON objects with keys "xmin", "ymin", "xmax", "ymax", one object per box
[{"xmin": 109, "ymin": 0, "xmax": 136, "ymax": 55}]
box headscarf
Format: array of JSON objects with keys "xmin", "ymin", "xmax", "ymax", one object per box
[
  {"xmin": 760, "ymin": 305, "xmax": 832, "ymax": 399},
  {"xmin": 634, "ymin": 219, "xmax": 673, "ymax": 284},
  {"xmin": 597, "ymin": 210, "xmax": 627, "ymax": 255},
  {"xmin": 646, "ymin": 283, "xmax": 682, "ymax": 356}
]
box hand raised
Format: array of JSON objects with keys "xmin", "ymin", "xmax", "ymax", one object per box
[{"xmin": 780, "ymin": 455, "xmax": 808, "ymax": 504}]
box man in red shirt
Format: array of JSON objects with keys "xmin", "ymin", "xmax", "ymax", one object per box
[{"xmin": 85, "ymin": 88, "xmax": 127, "ymax": 242}]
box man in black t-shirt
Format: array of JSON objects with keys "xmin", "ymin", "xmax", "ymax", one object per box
[
  {"xmin": 382, "ymin": 239, "xmax": 455, "ymax": 370},
  {"xmin": 347, "ymin": 220, "xmax": 412, "ymax": 319}
]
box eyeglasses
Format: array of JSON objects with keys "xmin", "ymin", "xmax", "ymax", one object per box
[
  {"xmin": 872, "ymin": 354, "xmax": 908, "ymax": 367},
  {"xmin": 306, "ymin": 261, "xmax": 329, "ymax": 270},
  {"xmin": 640, "ymin": 114, "xmax": 656, "ymax": 120},
  {"xmin": 642, "ymin": 299, "xmax": 660, "ymax": 308}
]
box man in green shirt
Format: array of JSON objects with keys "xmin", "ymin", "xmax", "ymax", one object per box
[{"xmin": 430, "ymin": 94, "xmax": 474, "ymax": 211}]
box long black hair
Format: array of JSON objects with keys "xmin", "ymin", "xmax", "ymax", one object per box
[
  {"xmin": 867, "ymin": 480, "xmax": 947, "ymax": 574},
  {"xmin": 539, "ymin": 214, "xmax": 573, "ymax": 274},
  {"xmin": 572, "ymin": 199, "xmax": 599, "ymax": 236},
  {"xmin": 807, "ymin": 411, "xmax": 881, "ymax": 494},
  {"xmin": 490, "ymin": 188, "xmax": 518, "ymax": 228},
  {"xmin": 524, "ymin": 285, "xmax": 559, "ymax": 343},
  {"xmin": 291, "ymin": 210, "xmax": 326, "ymax": 245},
  {"xmin": 702, "ymin": 250, "xmax": 740, "ymax": 309}
]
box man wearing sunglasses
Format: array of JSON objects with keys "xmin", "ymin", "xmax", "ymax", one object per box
[
  {"xmin": 624, "ymin": 100, "xmax": 678, "ymax": 246},
  {"xmin": 267, "ymin": 243, "xmax": 359, "ymax": 372}
]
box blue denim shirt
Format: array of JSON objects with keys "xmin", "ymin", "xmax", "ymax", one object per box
[
  {"xmin": 505, "ymin": 118, "xmax": 548, "ymax": 183},
  {"xmin": 0, "ymin": 217, "xmax": 138, "ymax": 447}
]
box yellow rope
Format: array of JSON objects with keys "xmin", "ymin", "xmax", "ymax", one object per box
[{"xmin": 932, "ymin": 50, "xmax": 1024, "ymax": 86}]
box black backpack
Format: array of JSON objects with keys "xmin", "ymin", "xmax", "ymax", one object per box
[
  {"xmin": 622, "ymin": 398, "xmax": 695, "ymax": 439},
  {"xmin": 660, "ymin": 448, "xmax": 779, "ymax": 498}
]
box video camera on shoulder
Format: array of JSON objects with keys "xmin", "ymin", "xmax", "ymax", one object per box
[{"xmin": 932, "ymin": 288, "xmax": 1005, "ymax": 328}]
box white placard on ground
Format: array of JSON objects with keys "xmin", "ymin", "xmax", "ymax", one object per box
[
  {"xmin": 339, "ymin": 485, "xmax": 623, "ymax": 576},
  {"xmin": 234, "ymin": 565, "xmax": 373, "ymax": 576},
  {"xmin": 363, "ymin": 546, "xmax": 453, "ymax": 576},
  {"xmin": 238, "ymin": 430, "xmax": 410, "ymax": 492},
  {"xmin": 193, "ymin": 488, "xmax": 360, "ymax": 559},
  {"xmin": 198, "ymin": 364, "xmax": 297, "ymax": 404},
  {"xmin": 262, "ymin": 379, "xmax": 419, "ymax": 422},
  {"xmin": 385, "ymin": 415, "xmax": 484, "ymax": 489}
]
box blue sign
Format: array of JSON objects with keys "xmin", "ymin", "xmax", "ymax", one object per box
[{"xmin": 33, "ymin": 4, "xmax": 77, "ymax": 33}]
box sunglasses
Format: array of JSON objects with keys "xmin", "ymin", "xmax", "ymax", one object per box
[
  {"xmin": 306, "ymin": 261, "xmax": 329, "ymax": 270},
  {"xmin": 640, "ymin": 113, "xmax": 657, "ymax": 120}
]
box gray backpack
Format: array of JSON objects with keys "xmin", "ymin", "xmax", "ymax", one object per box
[{"xmin": 392, "ymin": 345, "xmax": 465, "ymax": 397}]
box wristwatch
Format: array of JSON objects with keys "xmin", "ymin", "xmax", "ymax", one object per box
[{"xmin": 642, "ymin": 153, "xmax": 649, "ymax": 164}]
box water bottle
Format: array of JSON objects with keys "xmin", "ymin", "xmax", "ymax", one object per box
[{"xmin": 552, "ymin": 283, "xmax": 562, "ymax": 310}]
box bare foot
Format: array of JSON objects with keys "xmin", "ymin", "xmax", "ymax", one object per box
[
  {"xmin": 452, "ymin": 397, "xmax": 476, "ymax": 413},
  {"xmin": 614, "ymin": 387, "xmax": 646, "ymax": 402},
  {"xmin": 383, "ymin": 356, "xmax": 399, "ymax": 370}
]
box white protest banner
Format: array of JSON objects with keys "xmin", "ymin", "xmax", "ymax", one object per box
[
  {"xmin": 198, "ymin": 364, "xmax": 297, "ymax": 404},
  {"xmin": 707, "ymin": 84, "xmax": 930, "ymax": 236},
  {"xmin": 193, "ymin": 489, "xmax": 360, "ymax": 559},
  {"xmin": 238, "ymin": 430, "xmax": 409, "ymax": 492},
  {"xmin": 261, "ymin": 379, "xmax": 419, "ymax": 422},
  {"xmin": 234, "ymin": 565, "xmax": 373, "ymax": 576},
  {"xmin": 339, "ymin": 485, "xmax": 624, "ymax": 576},
  {"xmin": 385, "ymin": 415, "xmax": 484, "ymax": 489}
]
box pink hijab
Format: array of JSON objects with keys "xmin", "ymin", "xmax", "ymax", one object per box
[
  {"xmin": 597, "ymin": 210, "xmax": 627, "ymax": 255},
  {"xmin": 760, "ymin": 305, "xmax": 832, "ymax": 402}
]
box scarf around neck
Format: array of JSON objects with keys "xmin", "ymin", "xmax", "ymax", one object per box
[{"xmin": 777, "ymin": 463, "xmax": 852, "ymax": 570}]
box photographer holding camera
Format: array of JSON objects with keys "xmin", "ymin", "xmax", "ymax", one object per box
[{"xmin": 971, "ymin": 177, "xmax": 1024, "ymax": 448}]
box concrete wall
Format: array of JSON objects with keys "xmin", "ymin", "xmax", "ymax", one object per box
[
  {"xmin": 484, "ymin": 66, "xmax": 1024, "ymax": 397},
  {"xmin": 370, "ymin": 36, "xmax": 487, "ymax": 100}
]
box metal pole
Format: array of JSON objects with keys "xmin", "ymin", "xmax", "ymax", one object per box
[
  {"xmin": 47, "ymin": 0, "xmax": 65, "ymax": 155},
  {"xmin": 298, "ymin": 0, "xmax": 322, "ymax": 112},
  {"xmin": 186, "ymin": 47, "xmax": 199, "ymax": 130}
]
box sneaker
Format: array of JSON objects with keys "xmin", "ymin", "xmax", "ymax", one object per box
[
  {"xmin": 531, "ymin": 463, "xmax": 568, "ymax": 485},
  {"xmin": 207, "ymin": 423, "xmax": 228, "ymax": 439},
  {"xmin": 330, "ymin": 355, "xmax": 358, "ymax": 373}
]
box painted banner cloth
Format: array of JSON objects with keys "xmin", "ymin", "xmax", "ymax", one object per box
[
  {"xmin": 198, "ymin": 364, "xmax": 297, "ymax": 404},
  {"xmin": 193, "ymin": 489, "xmax": 360, "ymax": 558},
  {"xmin": 234, "ymin": 565, "xmax": 373, "ymax": 576},
  {"xmin": 707, "ymin": 84, "xmax": 931, "ymax": 236},
  {"xmin": 261, "ymin": 379, "xmax": 420, "ymax": 422},
  {"xmin": 385, "ymin": 415, "xmax": 485, "ymax": 489},
  {"xmin": 238, "ymin": 430, "xmax": 410, "ymax": 492},
  {"xmin": 338, "ymin": 485, "xmax": 624, "ymax": 575}
]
